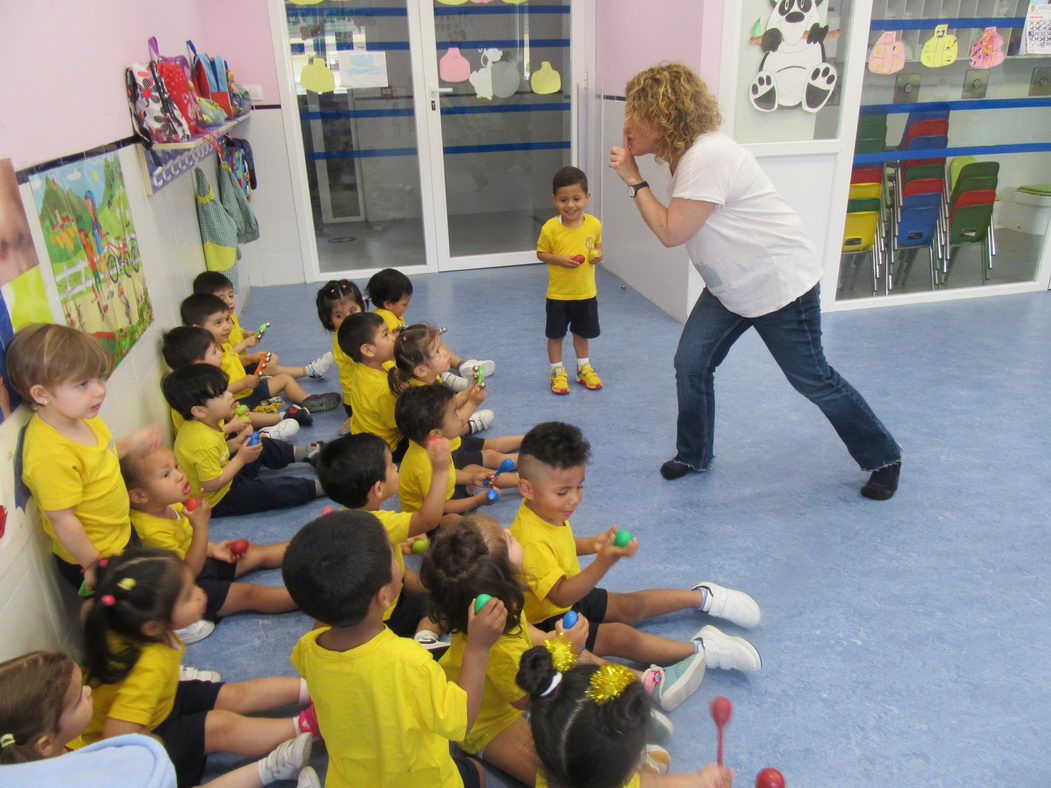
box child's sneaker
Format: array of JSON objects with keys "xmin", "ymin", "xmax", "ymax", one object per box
[
  {"xmin": 640, "ymin": 744, "xmax": 671, "ymax": 775},
  {"xmin": 439, "ymin": 371, "xmax": 469, "ymax": 392},
  {"xmin": 175, "ymin": 619, "xmax": 214, "ymax": 644},
  {"xmin": 295, "ymin": 704, "xmax": 321, "ymax": 737},
  {"xmin": 297, "ymin": 767, "xmax": 322, "ymax": 788},
  {"xmin": 550, "ymin": 365, "xmax": 570, "ymax": 395},
  {"xmin": 261, "ymin": 418, "xmax": 301, "ymax": 442},
  {"xmin": 641, "ymin": 652, "xmax": 706, "ymax": 711},
  {"xmin": 180, "ymin": 665, "xmax": 221, "ymax": 682},
  {"xmin": 414, "ymin": 630, "xmax": 450, "ymax": 658},
  {"xmin": 284, "ymin": 404, "xmax": 313, "ymax": 427},
  {"xmin": 459, "ymin": 359, "xmax": 496, "ymax": 378},
  {"xmin": 300, "ymin": 392, "xmax": 341, "ymax": 413},
  {"xmin": 649, "ymin": 708, "xmax": 675, "ymax": 740},
  {"xmin": 468, "ymin": 409, "xmax": 494, "ymax": 434},
  {"xmin": 337, "ymin": 417, "xmax": 352, "ymax": 436},
  {"xmin": 258, "ymin": 733, "xmax": 314, "ymax": 783},
  {"xmin": 693, "ymin": 582, "xmax": 761, "ymax": 628},
  {"xmin": 576, "ymin": 363, "xmax": 603, "ymax": 390},
  {"xmin": 304, "ymin": 441, "xmax": 325, "ymax": 468},
  {"xmin": 305, "ymin": 352, "xmax": 334, "ymax": 379},
  {"xmin": 693, "ymin": 625, "xmax": 762, "ymax": 672}
]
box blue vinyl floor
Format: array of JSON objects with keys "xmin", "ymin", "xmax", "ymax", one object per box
[{"xmin": 196, "ymin": 265, "xmax": 1051, "ymax": 787}]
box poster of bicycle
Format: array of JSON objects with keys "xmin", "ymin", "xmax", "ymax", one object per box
[{"xmin": 29, "ymin": 150, "xmax": 153, "ymax": 370}]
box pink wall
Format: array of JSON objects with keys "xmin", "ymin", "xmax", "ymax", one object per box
[
  {"xmin": 0, "ymin": 0, "xmax": 279, "ymax": 170},
  {"xmin": 596, "ymin": 0, "xmax": 723, "ymax": 94}
]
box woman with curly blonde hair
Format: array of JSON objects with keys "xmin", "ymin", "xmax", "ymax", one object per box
[{"xmin": 610, "ymin": 63, "xmax": 901, "ymax": 500}]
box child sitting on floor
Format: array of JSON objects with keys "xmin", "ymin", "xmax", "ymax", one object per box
[
  {"xmin": 338, "ymin": 311, "xmax": 406, "ymax": 460},
  {"xmin": 121, "ymin": 445, "xmax": 297, "ymax": 644},
  {"xmin": 193, "ymin": 270, "xmax": 333, "ymax": 380},
  {"xmin": 511, "ymin": 421, "xmax": 763, "ymax": 711},
  {"xmin": 6, "ymin": 323, "xmax": 161, "ymax": 592},
  {"xmin": 314, "ymin": 279, "xmax": 366, "ymax": 435},
  {"xmin": 394, "ymin": 384, "xmax": 521, "ymax": 515},
  {"xmin": 315, "ymin": 432, "xmax": 455, "ymax": 650},
  {"xmin": 282, "ymin": 510, "xmax": 506, "ymax": 787},
  {"xmin": 180, "ymin": 294, "xmax": 341, "ymax": 416},
  {"xmin": 163, "ymin": 364, "xmax": 321, "ymax": 518}
]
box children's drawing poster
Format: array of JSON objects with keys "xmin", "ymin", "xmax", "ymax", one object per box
[
  {"xmin": 337, "ymin": 50, "xmax": 389, "ymax": 89},
  {"xmin": 29, "ymin": 152, "xmax": 153, "ymax": 372},
  {"xmin": 0, "ymin": 158, "xmax": 54, "ymax": 424}
]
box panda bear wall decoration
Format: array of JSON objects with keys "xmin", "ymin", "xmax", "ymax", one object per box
[{"xmin": 749, "ymin": 0, "xmax": 838, "ymax": 114}]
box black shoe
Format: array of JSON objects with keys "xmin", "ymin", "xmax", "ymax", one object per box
[
  {"xmin": 284, "ymin": 405, "xmax": 313, "ymax": 427},
  {"xmin": 660, "ymin": 459, "xmax": 695, "ymax": 480},
  {"xmin": 861, "ymin": 461, "xmax": 900, "ymax": 500},
  {"xmin": 300, "ymin": 392, "xmax": 342, "ymax": 413}
]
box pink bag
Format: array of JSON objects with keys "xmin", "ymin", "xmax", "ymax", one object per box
[{"xmin": 149, "ymin": 36, "xmax": 203, "ymax": 134}]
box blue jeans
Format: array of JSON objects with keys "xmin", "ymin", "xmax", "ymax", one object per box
[{"xmin": 673, "ymin": 286, "xmax": 901, "ymax": 472}]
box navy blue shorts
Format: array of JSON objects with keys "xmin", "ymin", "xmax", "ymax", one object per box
[
  {"xmin": 153, "ymin": 679, "xmax": 224, "ymax": 787},
  {"xmin": 237, "ymin": 377, "xmax": 272, "ymax": 410},
  {"xmin": 198, "ymin": 557, "xmax": 237, "ymax": 622},
  {"xmin": 536, "ymin": 586, "xmax": 608, "ymax": 652},
  {"xmin": 546, "ymin": 297, "xmax": 600, "ymax": 340},
  {"xmin": 451, "ymin": 434, "xmax": 484, "ymax": 468},
  {"xmin": 386, "ymin": 588, "xmax": 426, "ymax": 639}
]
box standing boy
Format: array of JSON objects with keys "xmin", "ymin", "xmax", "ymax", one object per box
[{"xmin": 536, "ymin": 166, "xmax": 604, "ymax": 395}]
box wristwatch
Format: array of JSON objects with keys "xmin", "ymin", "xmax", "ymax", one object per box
[{"xmin": 627, "ymin": 181, "xmax": 649, "ymax": 198}]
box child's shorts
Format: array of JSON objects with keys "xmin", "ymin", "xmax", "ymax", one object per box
[
  {"xmin": 237, "ymin": 378, "xmax": 272, "ymax": 410},
  {"xmin": 343, "ymin": 402, "xmax": 354, "ymax": 418},
  {"xmin": 453, "ymin": 751, "xmax": 484, "ymax": 788},
  {"xmin": 53, "ymin": 531, "xmax": 139, "ymax": 590},
  {"xmin": 451, "ymin": 434, "xmax": 485, "ymax": 468},
  {"xmin": 536, "ymin": 586, "xmax": 607, "ymax": 653},
  {"xmin": 386, "ymin": 588, "xmax": 426, "ymax": 640},
  {"xmin": 153, "ymin": 678, "xmax": 224, "ymax": 787},
  {"xmin": 197, "ymin": 557, "xmax": 237, "ymax": 622},
  {"xmin": 546, "ymin": 297, "xmax": 600, "ymax": 340}
]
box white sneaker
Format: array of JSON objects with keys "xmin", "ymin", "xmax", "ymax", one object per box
[
  {"xmin": 261, "ymin": 418, "xmax": 300, "ymax": 441},
  {"xmin": 306, "ymin": 352, "xmax": 333, "ymax": 378},
  {"xmin": 179, "ymin": 664, "xmax": 221, "ymax": 682},
  {"xmin": 258, "ymin": 733, "xmax": 314, "ymax": 783},
  {"xmin": 439, "ymin": 371, "xmax": 469, "ymax": 392},
  {"xmin": 468, "ymin": 408, "xmax": 494, "ymax": 434},
  {"xmin": 414, "ymin": 630, "xmax": 450, "ymax": 655},
  {"xmin": 693, "ymin": 581, "xmax": 761, "ymax": 628},
  {"xmin": 297, "ymin": 767, "xmax": 322, "ymax": 788},
  {"xmin": 693, "ymin": 625, "xmax": 762, "ymax": 672},
  {"xmin": 640, "ymin": 744, "xmax": 671, "ymax": 775},
  {"xmin": 649, "ymin": 707, "xmax": 675, "ymax": 740},
  {"xmin": 459, "ymin": 359, "xmax": 496, "ymax": 378},
  {"xmin": 175, "ymin": 619, "xmax": 214, "ymax": 644}
]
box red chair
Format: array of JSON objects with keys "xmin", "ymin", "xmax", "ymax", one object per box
[
  {"xmin": 902, "ymin": 178, "xmax": 943, "ymax": 198},
  {"xmin": 903, "ymin": 118, "xmax": 949, "ymax": 146},
  {"xmin": 948, "ymin": 189, "xmax": 995, "ymax": 223},
  {"xmin": 852, "ymin": 167, "xmax": 884, "ymax": 184}
]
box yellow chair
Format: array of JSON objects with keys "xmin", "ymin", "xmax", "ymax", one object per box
[
  {"xmin": 841, "ymin": 211, "xmax": 885, "ymax": 295},
  {"xmin": 849, "ymin": 183, "xmax": 882, "ymax": 200}
]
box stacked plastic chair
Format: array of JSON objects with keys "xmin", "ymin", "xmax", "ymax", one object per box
[
  {"xmin": 937, "ymin": 160, "xmax": 998, "ymax": 283},
  {"xmin": 843, "ymin": 112, "xmax": 888, "ymax": 295}
]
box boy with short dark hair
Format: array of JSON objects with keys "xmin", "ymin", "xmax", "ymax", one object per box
[
  {"xmin": 510, "ymin": 420, "xmax": 764, "ymax": 711},
  {"xmin": 162, "ymin": 363, "xmax": 322, "ymax": 518},
  {"xmin": 338, "ymin": 311, "xmax": 406, "ymax": 460},
  {"xmin": 180, "ymin": 293, "xmax": 340, "ymax": 415},
  {"xmin": 316, "ymin": 432, "xmax": 455, "ymax": 650},
  {"xmin": 283, "ymin": 511, "xmax": 505, "ymax": 787},
  {"xmin": 537, "ymin": 166, "xmax": 604, "ymax": 395},
  {"xmin": 192, "ymin": 270, "xmax": 333, "ymax": 379}
]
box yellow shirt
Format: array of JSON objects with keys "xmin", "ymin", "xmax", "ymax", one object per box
[
  {"xmin": 130, "ymin": 503, "xmax": 191, "ymax": 559},
  {"xmin": 81, "ymin": 636, "xmax": 184, "ymax": 744},
  {"xmin": 509, "ymin": 501, "xmax": 579, "ymax": 623},
  {"xmin": 537, "ymin": 214, "xmax": 602, "ymax": 300},
  {"xmin": 374, "ymin": 308, "xmax": 405, "ymax": 333},
  {"xmin": 290, "ymin": 627, "xmax": 468, "ymax": 788},
  {"xmin": 334, "ymin": 331, "xmax": 354, "ymax": 406},
  {"xmin": 371, "ymin": 509, "xmax": 413, "ymax": 621},
  {"xmin": 397, "ymin": 440, "xmax": 455, "ymax": 513},
  {"xmin": 349, "ymin": 361, "xmax": 401, "ymax": 451},
  {"xmin": 21, "ymin": 414, "xmax": 131, "ymax": 563},
  {"xmin": 220, "ymin": 343, "xmax": 251, "ymax": 399},
  {"xmin": 439, "ymin": 612, "xmax": 530, "ymax": 753},
  {"xmin": 173, "ymin": 420, "xmax": 232, "ymax": 506},
  {"xmin": 536, "ymin": 771, "xmax": 641, "ymax": 788},
  {"xmin": 228, "ymin": 311, "xmax": 245, "ymax": 346}
]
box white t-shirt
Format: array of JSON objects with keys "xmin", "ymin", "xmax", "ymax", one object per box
[{"xmin": 671, "ymin": 132, "xmax": 823, "ymax": 318}]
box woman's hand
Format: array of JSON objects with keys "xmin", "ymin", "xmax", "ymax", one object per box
[{"xmin": 609, "ymin": 129, "xmax": 643, "ymax": 184}]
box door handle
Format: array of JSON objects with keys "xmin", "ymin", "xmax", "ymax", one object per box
[{"xmin": 430, "ymin": 87, "xmax": 453, "ymax": 96}]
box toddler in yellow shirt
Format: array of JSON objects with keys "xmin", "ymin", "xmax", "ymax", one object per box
[
  {"xmin": 314, "ymin": 278, "xmax": 366, "ymax": 435},
  {"xmin": 283, "ymin": 510, "xmax": 507, "ymax": 787},
  {"xmin": 6, "ymin": 323, "xmax": 161, "ymax": 591}
]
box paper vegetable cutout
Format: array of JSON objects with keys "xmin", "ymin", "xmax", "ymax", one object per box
[
  {"xmin": 749, "ymin": 0, "xmax": 837, "ymax": 113},
  {"xmin": 531, "ymin": 61, "xmax": 561, "ymax": 94},
  {"xmin": 439, "ymin": 47, "xmax": 471, "ymax": 82},
  {"xmin": 969, "ymin": 27, "xmax": 1005, "ymax": 69},
  {"xmin": 868, "ymin": 31, "xmax": 906, "ymax": 74},
  {"xmin": 921, "ymin": 24, "xmax": 958, "ymax": 68},
  {"xmin": 300, "ymin": 56, "xmax": 335, "ymax": 93},
  {"xmin": 469, "ymin": 48, "xmax": 508, "ymax": 100},
  {"xmin": 491, "ymin": 57, "xmax": 519, "ymax": 98}
]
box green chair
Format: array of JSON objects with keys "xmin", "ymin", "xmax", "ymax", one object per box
[
  {"xmin": 956, "ymin": 161, "xmax": 999, "ymax": 182},
  {"xmin": 847, "ymin": 197, "xmax": 882, "ymax": 214},
  {"xmin": 903, "ymin": 164, "xmax": 945, "ymax": 185},
  {"xmin": 943, "ymin": 203, "xmax": 996, "ymax": 283},
  {"xmin": 855, "ymin": 137, "xmax": 885, "ymax": 155},
  {"xmin": 857, "ymin": 115, "xmax": 887, "ymax": 140}
]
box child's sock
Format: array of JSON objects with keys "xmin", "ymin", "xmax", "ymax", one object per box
[
  {"xmin": 697, "ymin": 586, "xmax": 711, "ymax": 612},
  {"xmin": 313, "ymin": 480, "xmax": 323, "ymax": 498},
  {"xmin": 293, "ymin": 445, "xmax": 307, "ymax": 462},
  {"xmin": 298, "ymin": 677, "xmax": 310, "ymax": 704},
  {"xmin": 576, "ymin": 357, "xmax": 589, "ymax": 370},
  {"xmin": 551, "ymin": 362, "xmax": 564, "ymax": 371}
]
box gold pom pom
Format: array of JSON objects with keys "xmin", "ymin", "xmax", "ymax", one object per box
[
  {"xmin": 117, "ymin": 577, "xmax": 137, "ymax": 591},
  {"xmin": 543, "ymin": 635, "xmax": 578, "ymax": 674},
  {"xmin": 585, "ymin": 664, "xmax": 636, "ymax": 705}
]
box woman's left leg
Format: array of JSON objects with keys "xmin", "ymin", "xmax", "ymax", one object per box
[{"xmin": 752, "ymin": 286, "xmax": 901, "ymax": 472}]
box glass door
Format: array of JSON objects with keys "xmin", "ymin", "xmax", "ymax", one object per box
[{"xmin": 421, "ymin": 1, "xmax": 575, "ymax": 269}]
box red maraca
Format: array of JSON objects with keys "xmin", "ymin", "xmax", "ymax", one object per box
[
  {"xmin": 755, "ymin": 768, "xmax": 785, "ymax": 788},
  {"xmin": 320, "ymin": 506, "xmax": 335, "ymax": 515},
  {"xmin": 183, "ymin": 497, "xmax": 198, "ymax": 513},
  {"xmin": 229, "ymin": 538, "xmax": 249, "ymax": 560},
  {"xmin": 710, "ymin": 696, "xmax": 732, "ymax": 766}
]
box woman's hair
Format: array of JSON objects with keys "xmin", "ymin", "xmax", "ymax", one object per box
[
  {"xmin": 0, "ymin": 651, "xmax": 78, "ymax": 764},
  {"xmin": 5, "ymin": 323, "xmax": 110, "ymax": 402},
  {"xmin": 624, "ymin": 63, "xmax": 722, "ymax": 164},
  {"xmin": 388, "ymin": 323, "xmax": 443, "ymax": 394},
  {"xmin": 516, "ymin": 645, "xmax": 652, "ymax": 788},
  {"xmin": 82, "ymin": 549, "xmax": 187, "ymax": 687},
  {"xmin": 316, "ymin": 279, "xmax": 366, "ymax": 332},
  {"xmin": 419, "ymin": 515, "xmax": 524, "ymax": 636}
]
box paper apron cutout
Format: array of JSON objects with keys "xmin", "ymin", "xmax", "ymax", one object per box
[
  {"xmin": 531, "ymin": 61, "xmax": 561, "ymax": 94},
  {"xmin": 970, "ymin": 27, "xmax": 1005, "ymax": 69},
  {"xmin": 300, "ymin": 56, "xmax": 335, "ymax": 93},
  {"xmin": 921, "ymin": 25, "xmax": 958, "ymax": 68},
  {"xmin": 440, "ymin": 47, "xmax": 471, "ymax": 82},
  {"xmin": 868, "ymin": 31, "xmax": 906, "ymax": 74}
]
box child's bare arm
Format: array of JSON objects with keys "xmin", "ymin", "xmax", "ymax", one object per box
[
  {"xmin": 548, "ymin": 529, "xmax": 635, "ymax": 608},
  {"xmin": 227, "ymin": 373, "xmax": 260, "ymax": 395},
  {"xmin": 590, "ymin": 242, "xmax": 603, "ymax": 264},
  {"xmin": 443, "ymin": 490, "xmax": 491, "ymax": 514},
  {"xmin": 47, "ymin": 508, "xmax": 102, "ymax": 584},
  {"xmin": 199, "ymin": 437, "xmax": 258, "ymax": 492},
  {"xmin": 183, "ymin": 499, "xmax": 213, "ymax": 576},
  {"xmin": 538, "ymin": 251, "xmax": 584, "ymax": 269},
  {"xmin": 410, "ymin": 438, "xmax": 452, "ymax": 536},
  {"xmin": 114, "ymin": 424, "xmax": 162, "ymax": 458}
]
